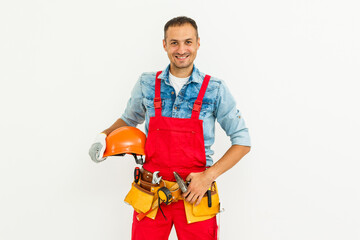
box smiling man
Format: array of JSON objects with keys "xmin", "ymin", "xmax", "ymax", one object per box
[
  {"xmin": 164, "ymin": 22, "xmax": 199, "ymax": 77},
  {"xmin": 89, "ymin": 16, "xmax": 251, "ymax": 240}
]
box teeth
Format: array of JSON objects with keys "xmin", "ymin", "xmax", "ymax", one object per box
[{"xmin": 177, "ymin": 56, "xmax": 188, "ymax": 59}]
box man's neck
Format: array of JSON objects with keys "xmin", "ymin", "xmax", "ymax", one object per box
[{"xmin": 169, "ymin": 64, "xmax": 193, "ymax": 78}]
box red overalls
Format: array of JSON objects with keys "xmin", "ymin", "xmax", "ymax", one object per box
[{"xmin": 131, "ymin": 71, "xmax": 218, "ymax": 240}]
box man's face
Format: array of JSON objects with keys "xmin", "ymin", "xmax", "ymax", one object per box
[{"xmin": 163, "ymin": 23, "xmax": 200, "ymax": 72}]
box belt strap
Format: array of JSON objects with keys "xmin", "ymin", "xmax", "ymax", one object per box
[{"xmin": 140, "ymin": 168, "xmax": 154, "ymax": 183}]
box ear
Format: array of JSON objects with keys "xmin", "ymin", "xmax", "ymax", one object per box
[
  {"xmin": 163, "ymin": 39, "xmax": 167, "ymax": 51},
  {"xmin": 197, "ymin": 37, "xmax": 200, "ymax": 50}
]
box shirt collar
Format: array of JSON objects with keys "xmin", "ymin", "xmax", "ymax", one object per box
[{"xmin": 158, "ymin": 64, "xmax": 202, "ymax": 84}]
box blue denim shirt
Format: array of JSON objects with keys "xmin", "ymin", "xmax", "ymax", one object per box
[{"xmin": 121, "ymin": 64, "xmax": 251, "ymax": 166}]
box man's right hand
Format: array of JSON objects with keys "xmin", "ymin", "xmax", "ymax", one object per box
[{"xmin": 89, "ymin": 133, "xmax": 107, "ymax": 163}]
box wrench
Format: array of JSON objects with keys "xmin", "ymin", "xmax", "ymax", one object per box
[{"xmin": 152, "ymin": 171, "xmax": 162, "ymax": 184}]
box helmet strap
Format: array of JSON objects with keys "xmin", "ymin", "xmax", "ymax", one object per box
[{"xmin": 132, "ymin": 154, "xmax": 144, "ymax": 165}]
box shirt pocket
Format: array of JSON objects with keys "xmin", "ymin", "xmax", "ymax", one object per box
[
  {"xmin": 144, "ymin": 98, "xmax": 165, "ymax": 118},
  {"xmin": 187, "ymin": 101, "xmax": 215, "ymax": 119}
]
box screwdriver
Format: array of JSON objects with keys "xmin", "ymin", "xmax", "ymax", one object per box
[
  {"xmin": 134, "ymin": 167, "xmax": 140, "ymax": 183},
  {"xmin": 207, "ymin": 187, "xmax": 212, "ymax": 207}
]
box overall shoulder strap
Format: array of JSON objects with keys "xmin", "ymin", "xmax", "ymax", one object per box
[
  {"xmin": 154, "ymin": 71, "xmax": 162, "ymax": 117},
  {"xmin": 191, "ymin": 75, "xmax": 211, "ymax": 119}
]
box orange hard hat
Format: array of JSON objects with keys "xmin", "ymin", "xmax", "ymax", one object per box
[{"xmin": 103, "ymin": 126, "xmax": 146, "ymax": 158}]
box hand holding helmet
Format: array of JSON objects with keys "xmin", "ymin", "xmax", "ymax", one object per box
[
  {"xmin": 103, "ymin": 126, "xmax": 146, "ymax": 164},
  {"xmin": 89, "ymin": 133, "xmax": 107, "ymax": 163},
  {"xmin": 89, "ymin": 126, "xmax": 146, "ymax": 164}
]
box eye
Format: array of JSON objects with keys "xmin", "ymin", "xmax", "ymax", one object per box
[
  {"xmin": 186, "ymin": 40, "xmax": 192, "ymax": 44},
  {"xmin": 171, "ymin": 42, "xmax": 177, "ymax": 45}
]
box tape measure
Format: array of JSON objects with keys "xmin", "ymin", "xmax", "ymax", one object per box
[{"xmin": 157, "ymin": 187, "xmax": 173, "ymax": 205}]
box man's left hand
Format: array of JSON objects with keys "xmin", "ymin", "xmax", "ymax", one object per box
[{"xmin": 182, "ymin": 171, "xmax": 213, "ymax": 206}]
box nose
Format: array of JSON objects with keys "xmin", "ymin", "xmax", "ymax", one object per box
[{"xmin": 177, "ymin": 43, "xmax": 186, "ymax": 55}]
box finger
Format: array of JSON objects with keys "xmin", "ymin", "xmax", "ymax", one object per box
[
  {"xmin": 195, "ymin": 195, "xmax": 203, "ymax": 206},
  {"xmin": 89, "ymin": 144, "xmax": 97, "ymax": 161},
  {"xmin": 190, "ymin": 195, "xmax": 199, "ymax": 204},
  {"xmin": 182, "ymin": 191, "xmax": 190, "ymax": 198},
  {"xmin": 92, "ymin": 146, "xmax": 106, "ymax": 163},
  {"xmin": 185, "ymin": 192, "xmax": 193, "ymax": 202},
  {"xmin": 182, "ymin": 183, "xmax": 192, "ymax": 198},
  {"xmin": 96, "ymin": 156, "xmax": 107, "ymax": 163},
  {"xmin": 185, "ymin": 192, "xmax": 195, "ymax": 202},
  {"xmin": 91, "ymin": 151, "xmax": 98, "ymax": 162},
  {"xmin": 94, "ymin": 144, "xmax": 106, "ymax": 162},
  {"xmin": 99, "ymin": 143, "xmax": 105, "ymax": 159}
]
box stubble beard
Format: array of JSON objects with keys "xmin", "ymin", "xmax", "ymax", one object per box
[
  {"xmin": 173, "ymin": 62, "xmax": 192, "ymax": 70},
  {"xmin": 172, "ymin": 56, "xmax": 193, "ymax": 70}
]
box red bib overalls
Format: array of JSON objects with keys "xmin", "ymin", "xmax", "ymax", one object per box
[{"xmin": 131, "ymin": 71, "xmax": 218, "ymax": 240}]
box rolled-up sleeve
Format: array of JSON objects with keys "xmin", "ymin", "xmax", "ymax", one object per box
[
  {"xmin": 214, "ymin": 81, "xmax": 251, "ymax": 146},
  {"xmin": 120, "ymin": 75, "xmax": 146, "ymax": 127}
]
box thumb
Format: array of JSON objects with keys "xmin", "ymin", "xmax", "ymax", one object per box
[{"xmin": 186, "ymin": 173, "xmax": 193, "ymax": 182}]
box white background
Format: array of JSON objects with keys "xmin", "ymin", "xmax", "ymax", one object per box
[{"xmin": 1, "ymin": 0, "xmax": 359, "ymax": 239}]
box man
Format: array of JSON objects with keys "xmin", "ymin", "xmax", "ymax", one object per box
[{"xmin": 89, "ymin": 16, "xmax": 251, "ymax": 240}]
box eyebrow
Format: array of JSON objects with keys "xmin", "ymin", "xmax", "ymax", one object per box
[{"xmin": 169, "ymin": 38, "xmax": 194, "ymax": 42}]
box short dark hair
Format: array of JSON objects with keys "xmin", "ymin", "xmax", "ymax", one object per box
[{"xmin": 164, "ymin": 16, "xmax": 198, "ymax": 40}]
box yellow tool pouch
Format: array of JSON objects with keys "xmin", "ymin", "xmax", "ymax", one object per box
[
  {"xmin": 183, "ymin": 182, "xmax": 220, "ymax": 224},
  {"xmin": 124, "ymin": 179, "xmax": 220, "ymax": 223},
  {"xmin": 124, "ymin": 182, "xmax": 154, "ymax": 213},
  {"xmin": 124, "ymin": 180, "xmax": 162, "ymax": 219}
]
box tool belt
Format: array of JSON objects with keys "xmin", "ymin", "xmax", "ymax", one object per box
[{"xmin": 124, "ymin": 168, "xmax": 220, "ymax": 224}]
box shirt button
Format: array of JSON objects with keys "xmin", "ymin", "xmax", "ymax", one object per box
[
  {"xmin": 171, "ymin": 91, "xmax": 174, "ymax": 95},
  {"xmin": 174, "ymin": 106, "xmax": 178, "ymax": 110}
]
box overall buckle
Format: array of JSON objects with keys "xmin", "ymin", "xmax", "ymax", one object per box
[
  {"xmin": 154, "ymin": 97, "xmax": 162, "ymax": 109},
  {"xmin": 192, "ymin": 100, "xmax": 203, "ymax": 112}
]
